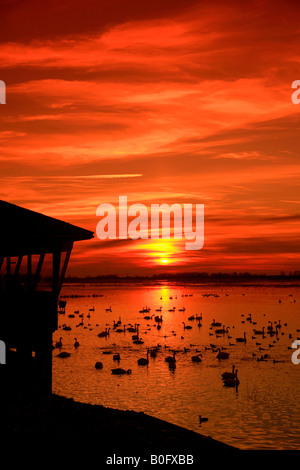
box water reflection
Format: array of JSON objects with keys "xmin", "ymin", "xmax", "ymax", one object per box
[{"xmin": 53, "ymin": 283, "xmax": 300, "ymax": 450}]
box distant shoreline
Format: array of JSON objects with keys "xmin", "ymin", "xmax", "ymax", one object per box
[{"xmin": 59, "ymin": 272, "xmax": 300, "ymax": 285}]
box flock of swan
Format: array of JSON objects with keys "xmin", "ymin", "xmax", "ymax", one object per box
[{"xmin": 53, "ymin": 293, "xmax": 296, "ymax": 393}]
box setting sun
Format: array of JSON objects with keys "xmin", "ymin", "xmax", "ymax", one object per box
[{"xmin": 160, "ymin": 258, "xmax": 169, "ymax": 264}]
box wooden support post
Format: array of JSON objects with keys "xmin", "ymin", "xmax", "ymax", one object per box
[
  {"xmin": 52, "ymin": 250, "xmax": 61, "ymax": 297},
  {"xmin": 35, "ymin": 330, "xmax": 53, "ymax": 394},
  {"xmin": 13, "ymin": 255, "xmax": 23, "ymax": 282},
  {"xmin": 27, "ymin": 254, "xmax": 32, "ymax": 291},
  {"xmin": 32, "ymin": 252, "xmax": 45, "ymax": 291},
  {"xmin": 58, "ymin": 246, "xmax": 72, "ymax": 293},
  {"xmin": 6, "ymin": 256, "xmax": 11, "ymax": 289}
]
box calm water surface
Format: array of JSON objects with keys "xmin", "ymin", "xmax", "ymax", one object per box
[{"xmin": 52, "ymin": 282, "xmax": 300, "ymax": 450}]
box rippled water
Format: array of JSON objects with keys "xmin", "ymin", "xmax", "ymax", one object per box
[{"xmin": 52, "ymin": 282, "xmax": 300, "ymax": 450}]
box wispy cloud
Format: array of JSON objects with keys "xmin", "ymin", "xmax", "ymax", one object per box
[{"xmin": 1, "ymin": 1, "xmax": 300, "ymax": 274}]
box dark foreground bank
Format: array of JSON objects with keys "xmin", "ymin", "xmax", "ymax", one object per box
[{"xmin": 1, "ymin": 392, "xmax": 237, "ymax": 459}]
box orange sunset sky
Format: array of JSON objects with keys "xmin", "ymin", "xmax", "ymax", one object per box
[{"xmin": 1, "ymin": 0, "xmax": 300, "ymax": 276}]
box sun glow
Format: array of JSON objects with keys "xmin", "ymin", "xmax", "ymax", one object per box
[{"xmin": 160, "ymin": 258, "xmax": 169, "ymax": 264}]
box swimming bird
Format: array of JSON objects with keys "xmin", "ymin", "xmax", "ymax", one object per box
[
  {"xmin": 236, "ymin": 332, "xmax": 247, "ymax": 343},
  {"xmin": 221, "ymin": 365, "xmax": 236, "ymax": 380},
  {"xmin": 150, "ymin": 347, "xmax": 158, "ymax": 358},
  {"xmin": 216, "ymin": 348, "xmax": 230, "ymax": 360},
  {"xmin": 98, "ymin": 328, "xmax": 110, "ymax": 338},
  {"xmin": 55, "ymin": 337, "xmax": 63, "ymax": 348},
  {"xmin": 182, "ymin": 322, "xmax": 192, "ymax": 330},
  {"xmin": 137, "ymin": 349, "xmax": 149, "ymax": 366},
  {"xmin": 191, "ymin": 354, "xmax": 202, "ymax": 362},
  {"xmin": 133, "ymin": 338, "xmax": 144, "ymax": 344},
  {"xmin": 113, "ymin": 353, "xmax": 121, "ymax": 361},
  {"xmin": 199, "ymin": 416, "xmax": 208, "ymax": 424},
  {"xmin": 215, "ymin": 325, "xmax": 229, "ymax": 334},
  {"xmin": 56, "ymin": 351, "xmax": 71, "ymax": 358},
  {"xmin": 253, "ymin": 327, "xmax": 265, "ymax": 335},
  {"xmin": 74, "ymin": 338, "xmax": 79, "ymax": 348},
  {"xmin": 95, "ymin": 361, "xmax": 103, "ymax": 369},
  {"xmin": 111, "ymin": 368, "xmax": 132, "ymax": 375},
  {"xmin": 223, "ymin": 370, "xmax": 239, "ymax": 387},
  {"xmin": 211, "ymin": 319, "xmax": 222, "ymax": 327},
  {"xmin": 127, "ymin": 324, "xmax": 138, "ymax": 333},
  {"xmin": 165, "ymin": 351, "xmax": 176, "ymax": 363}
]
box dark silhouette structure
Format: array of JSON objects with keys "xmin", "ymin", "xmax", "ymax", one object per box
[{"xmin": 0, "ymin": 200, "xmax": 93, "ymax": 394}]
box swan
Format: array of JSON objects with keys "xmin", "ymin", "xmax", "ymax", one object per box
[
  {"xmin": 236, "ymin": 332, "xmax": 246, "ymax": 343},
  {"xmin": 132, "ymin": 325, "xmax": 140, "ymax": 340},
  {"xmin": 137, "ymin": 349, "xmax": 149, "ymax": 366},
  {"xmin": 165, "ymin": 351, "xmax": 176, "ymax": 363},
  {"xmin": 191, "ymin": 354, "xmax": 202, "ymax": 362},
  {"xmin": 56, "ymin": 351, "xmax": 70, "ymax": 358},
  {"xmin": 98, "ymin": 328, "xmax": 110, "ymax": 338},
  {"xmin": 127, "ymin": 323, "xmax": 137, "ymax": 333},
  {"xmin": 133, "ymin": 337, "xmax": 144, "ymax": 344},
  {"xmin": 144, "ymin": 314, "xmax": 153, "ymax": 320},
  {"xmin": 223, "ymin": 369, "xmax": 239, "ymax": 387},
  {"xmin": 150, "ymin": 347, "xmax": 158, "ymax": 357},
  {"xmin": 211, "ymin": 319, "xmax": 222, "ymax": 327},
  {"xmin": 221, "ymin": 365, "xmax": 235, "ymax": 379},
  {"xmin": 215, "ymin": 325, "xmax": 229, "ymax": 334},
  {"xmin": 199, "ymin": 416, "xmax": 208, "ymax": 423},
  {"xmin": 74, "ymin": 338, "xmax": 79, "ymax": 348},
  {"xmin": 253, "ymin": 326, "xmax": 265, "ymax": 335},
  {"xmin": 111, "ymin": 368, "xmax": 132, "ymax": 375},
  {"xmin": 216, "ymin": 348, "xmax": 230, "ymax": 360},
  {"xmin": 115, "ymin": 325, "xmax": 126, "ymax": 333},
  {"xmin": 113, "ymin": 353, "xmax": 121, "ymax": 361},
  {"xmin": 55, "ymin": 337, "xmax": 63, "ymax": 348},
  {"xmin": 182, "ymin": 322, "xmax": 192, "ymax": 330}
]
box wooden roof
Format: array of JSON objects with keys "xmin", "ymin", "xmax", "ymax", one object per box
[{"xmin": 0, "ymin": 200, "xmax": 94, "ymax": 256}]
